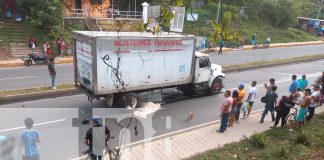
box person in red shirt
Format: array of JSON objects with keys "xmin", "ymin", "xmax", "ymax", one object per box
[
  {"xmin": 28, "ymin": 36, "xmax": 37, "ymax": 48},
  {"xmin": 46, "ymin": 45, "xmax": 53, "ymax": 59},
  {"xmin": 217, "ymin": 90, "xmax": 233, "ymax": 133}
]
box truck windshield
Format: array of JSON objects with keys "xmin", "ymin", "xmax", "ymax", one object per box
[{"xmin": 199, "ymin": 58, "xmax": 210, "ymax": 68}]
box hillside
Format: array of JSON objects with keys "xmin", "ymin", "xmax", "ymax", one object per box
[{"xmin": 183, "ymin": 0, "xmax": 323, "ymax": 45}]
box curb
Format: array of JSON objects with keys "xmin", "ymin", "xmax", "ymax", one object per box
[
  {"xmin": 0, "ymin": 57, "xmax": 73, "ymax": 68},
  {"xmin": 0, "ymin": 88, "xmax": 80, "ymax": 105},
  {"xmin": 202, "ymin": 41, "xmax": 324, "ymax": 54},
  {"xmin": 123, "ymin": 109, "xmax": 264, "ymax": 149}
]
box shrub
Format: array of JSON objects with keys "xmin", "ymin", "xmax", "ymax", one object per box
[
  {"xmin": 295, "ymin": 133, "xmax": 310, "ymax": 146},
  {"xmin": 249, "ymin": 133, "xmax": 268, "ymax": 148},
  {"xmin": 271, "ymin": 143, "xmax": 288, "ymax": 158}
]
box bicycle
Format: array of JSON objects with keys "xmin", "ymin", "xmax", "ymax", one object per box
[
  {"xmin": 285, "ymin": 107, "xmax": 308, "ymax": 128},
  {"xmin": 83, "ymin": 136, "xmax": 120, "ymax": 160}
]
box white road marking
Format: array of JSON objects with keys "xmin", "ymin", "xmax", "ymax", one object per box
[
  {"xmin": 0, "ymin": 119, "xmax": 66, "ymax": 133},
  {"xmin": 0, "ymin": 76, "xmax": 36, "ymax": 81}
]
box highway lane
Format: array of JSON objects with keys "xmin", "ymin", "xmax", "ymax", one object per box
[
  {"xmin": 0, "ymin": 60, "xmax": 323, "ymax": 159},
  {"xmin": 1, "ymin": 44, "xmax": 324, "ymax": 90}
]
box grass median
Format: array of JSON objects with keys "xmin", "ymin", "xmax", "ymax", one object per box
[
  {"xmin": 0, "ymin": 83, "xmax": 75, "ymax": 97},
  {"xmin": 223, "ymin": 53, "xmax": 324, "ymax": 72},
  {"xmin": 188, "ymin": 112, "xmax": 324, "ymax": 160}
]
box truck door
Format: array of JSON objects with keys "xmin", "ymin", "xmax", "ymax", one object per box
[{"xmin": 194, "ymin": 58, "xmax": 211, "ymax": 83}]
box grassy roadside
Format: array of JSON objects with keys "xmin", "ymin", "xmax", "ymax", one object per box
[
  {"xmin": 0, "ymin": 83, "xmax": 74, "ymax": 97},
  {"xmin": 188, "ymin": 112, "xmax": 324, "ymax": 160}
]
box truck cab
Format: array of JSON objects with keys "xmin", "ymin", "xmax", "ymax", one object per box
[{"xmin": 180, "ymin": 52, "xmax": 225, "ymax": 96}]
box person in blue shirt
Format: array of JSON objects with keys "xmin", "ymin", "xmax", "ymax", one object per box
[
  {"xmin": 289, "ymin": 75, "xmax": 299, "ymax": 95},
  {"xmin": 218, "ymin": 38, "xmax": 224, "ymax": 54},
  {"xmin": 21, "ymin": 118, "xmax": 40, "ymax": 160},
  {"xmin": 297, "ymin": 75, "xmax": 308, "ymax": 91},
  {"xmin": 251, "ymin": 33, "xmax": 257, "ymax": 46}
]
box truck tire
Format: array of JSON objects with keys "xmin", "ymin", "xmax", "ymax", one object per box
[{"xmin": 208, "ymin": 78, "xmax": 223, "ymax": 95}]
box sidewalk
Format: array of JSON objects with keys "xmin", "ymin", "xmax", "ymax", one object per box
[
  {"xmin": 117, "ymin": 106, "xmax": 324, "ymax": 160},
  {"xmin": 0, "ymin": 41, "xmax": 323, "ymax": 68}
]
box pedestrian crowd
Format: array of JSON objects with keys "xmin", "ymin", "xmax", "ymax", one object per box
[{"xmin": 217, "ymin": 71, "xmax": 324, "ymax": 133}]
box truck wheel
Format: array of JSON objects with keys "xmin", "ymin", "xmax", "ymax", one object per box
[
  {"xmin": 208, "ymin": 78, "xmax": 223, "ymax": 95},
  {"xmin": 24, "ymin": 59, "xmax": 32, "ymax": 66}
]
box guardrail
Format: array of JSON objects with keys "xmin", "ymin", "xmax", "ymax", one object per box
[
  {"xmin": 94, "ymin": 10, "xmax": 142, "ymax": 20},
  {"xmin": 65, "ymin": 9, "xmax": 83, "ymax": 18}
]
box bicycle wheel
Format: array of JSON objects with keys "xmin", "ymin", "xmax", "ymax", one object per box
[{"xmin": 285, "ymin": 113, "xmax": 296, "ymax": 128}]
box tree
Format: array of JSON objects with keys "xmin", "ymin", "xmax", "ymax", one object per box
[
  {"xmin": 210, "ymin": 11, "xmax": 241, "ymax": 45},
  {"xmin": 16, "ymin": 0, "xmax": 63, "ymax": 33}
]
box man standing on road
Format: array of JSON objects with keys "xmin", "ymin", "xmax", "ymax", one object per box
[
  {"xmin": 306, "ymin": 85, "xmax": 322, "ymax": 121},
  {"xmin": 297, "ymin": 75, "xmax": 308, "ymax": 91},
  {"xmin": 47, "ymin": 58, "xmax": 56, "ymax": 89},
  {"xmin": 235, "ymin": 84, "xmax": 245, "ymax": 121},
  {"xmin": 264, "ymin": 78, "xmax": 276, "ymax": 92},
  {"xmin": 217, "ymin": 90, "xmax": 233, "ymax": 133},
  {"xmin": 245, "ymin": 81, "xmax": 257, "ymax": 118},
  {"xmin": 289, "ymin": 75, "xmax": 299, "ymax": 95},
  {"xmin": 84, "ymin": 117, "xmax": 111, "ymax": 160},
  {"xmin": 218, "ymin": 38, "xmax": 224, "ymax": 54},
  {"xmin": 21, "ymin": 118, "xmax": 40, "ymax": 160},
  {"xmin": 260, "ymin": 86, "xmax": 278, "ymax": 123}
]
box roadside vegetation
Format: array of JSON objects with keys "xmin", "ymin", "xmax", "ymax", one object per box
[
  {"xmin": 182, "ymin": 0, "xmax": 324, "ymax": 44},
  {"xmin": 188, "ymin": 112, "xmax": 324, "ymax": 160}
]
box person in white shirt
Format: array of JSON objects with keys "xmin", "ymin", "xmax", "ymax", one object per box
[
  {"xmin": 306, "ymin": 85, "xmax": 321, "ymax": 121},
  {"xmin": 245, "ymin": 81, "xmax": 257, "ymax": 118},
  {"xmin": 294, "ymin": 88, "xmax": 304, "ymax": 104}
]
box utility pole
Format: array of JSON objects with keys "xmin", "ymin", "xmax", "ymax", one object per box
[
  {"xmin": 216, "ymin": 0, "xmax": 221, "ymax": 23},
  {"xmin": 317, "ymin": 0, "xmax": 324, "ymax": 19}
]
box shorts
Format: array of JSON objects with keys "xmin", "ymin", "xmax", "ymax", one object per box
[
  {"xmin": 248, "ymin": 101, "xmax": 254, "ymax": 109},
  {"xmin": 296, "ymin": 108, "xmax": 307, "ymax": 121},
  {"xmin": 23, "ymin": 154, "xmax": 40, "ymax": 160},
  {"xmin": 231, "ymin": 105, "xmax": 237, "ymax": 113}
]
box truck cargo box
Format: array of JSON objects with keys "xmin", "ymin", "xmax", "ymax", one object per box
[{"xmin": 73, "ymin": 31, "xmax": 196, "ymax": 96}]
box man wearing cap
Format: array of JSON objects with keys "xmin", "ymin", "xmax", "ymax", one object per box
[
  {"xmin": 306, "ymin": 85, "xmax": 321, "ymax": 121},
  {"xmin": 84, "ymin": 117, "xmax": 111, "ymax": 160},
  {"xmin": 235, "ymin": 84, "xmax": 245, "ymax": 121}
]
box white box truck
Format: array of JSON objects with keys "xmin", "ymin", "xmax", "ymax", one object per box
[{"xmin": 73, "ymin": 31, "xmax": 225, "ymax": 107}]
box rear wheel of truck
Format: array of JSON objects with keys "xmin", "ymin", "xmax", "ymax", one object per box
[
  {"xmin": 115, "ymin": 93, "xmax": 138, "ymax": 108},
  {"xmin": 105, "ymin": 94, "xmax": 114, "ymax": 107},
  {"xmin": 208, "ymin": 78, "xmax": 223, "ymax": 95}
]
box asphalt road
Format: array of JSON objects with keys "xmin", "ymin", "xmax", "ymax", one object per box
[
  {"xmin": 0, "ymin": 60, "xmax": 323, "ymax": 160},
  {"xmin": 1, "ymin": 44, "xmax": 324, "ymax": 90}
]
